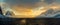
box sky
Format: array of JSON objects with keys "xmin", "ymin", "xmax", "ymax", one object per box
[
  {"xmin": 1, "ymin": 0, "xmax": 60, "ymax": 4},
  {"xmin": 0, "ymin": 0, "xmax": 3, "ymax": 2},
  {"xmin": 0, "ymin": 0, "xmax": 60, "ymax": 17},
  {"xmin": 1, "ymin": 0, "xmax": 60, "ymax": 6},
  {"xmin": 3, "ymin": 0, "xmax": 41, "ymax": 5}
]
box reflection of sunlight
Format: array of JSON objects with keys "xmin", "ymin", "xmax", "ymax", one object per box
[{"xmin": 20, "ymin": 19, "xmax": 26, "ymax": 23}]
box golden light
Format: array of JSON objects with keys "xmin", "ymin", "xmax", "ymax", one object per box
[
  {"xmin": 49, "ymin": 5, "xmax": 60, "ymax": 10},
  {"xmin": 10, "ymin": 6, "xmax": 47, "ymax": 18}
]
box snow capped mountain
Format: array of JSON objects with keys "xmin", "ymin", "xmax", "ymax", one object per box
[
  {"xmin": 1, "ymin": 0, "xmax": 60, "ymax": 18},
  {"xmin": 37, "ymin": 7, "xmax": 60, "ymax": 18}
]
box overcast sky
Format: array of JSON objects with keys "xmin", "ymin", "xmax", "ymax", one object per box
[
  {"xmin": 1, "ymin": 0, "xmax": 60, "ymax": 5},
  {"xmin": 0, "ymin": 0, "xmax": 3, "ymax": 2}
]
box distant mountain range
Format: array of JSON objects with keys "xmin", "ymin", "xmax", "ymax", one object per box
[
  {"xmin": 37, "ymin": 8, "xmax": 60, "ymax": 18},
  {"xmin": 0, "ymin": 0, "xmax": 60, "ymax": 18}
]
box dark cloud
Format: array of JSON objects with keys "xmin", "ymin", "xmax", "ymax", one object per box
[
  {"xmin": 4, "ymin": 0, "xmax": 41, "ymax": 4},
  {"xmin": 44, "ymin": 0, "xmax": 54, "ymax": 4}
]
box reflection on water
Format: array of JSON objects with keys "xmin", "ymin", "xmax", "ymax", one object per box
[{"xmin": 0, "ymin": 18, "xmax": 60, "ymax": 25}]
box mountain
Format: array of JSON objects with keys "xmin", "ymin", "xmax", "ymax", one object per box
[{"xmin": 37, "ymin": 7, "xmax": 60, "ymax": 18}]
